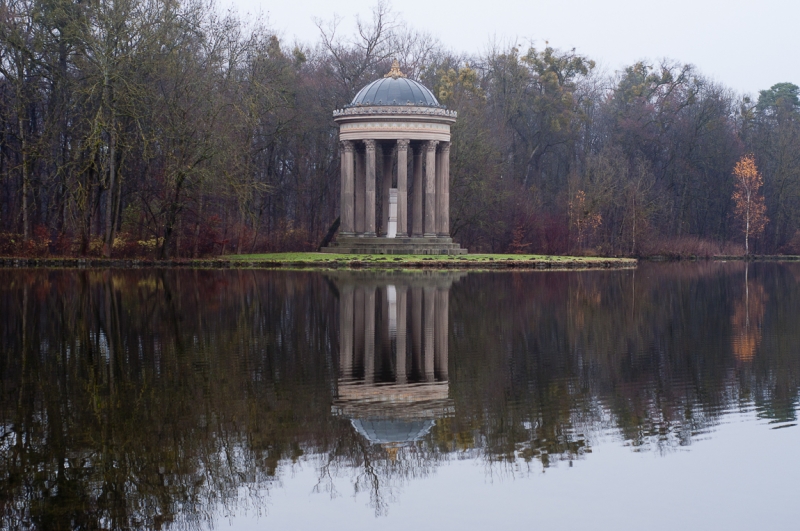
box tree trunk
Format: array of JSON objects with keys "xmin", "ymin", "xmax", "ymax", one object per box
[
  {"xmin": 158, "ymin": 173, "xmax": 185, "ymax": 259},
  {"xmin": 175, "ymin": 214, "xmax": 182, "ymax": 257},
  {"xmin": 631, "ymin": 191, "xmax": 636, "ymax": 255},
  {"xmin": 745, "ymin": 190, "xmax": 751, "ymax": 255},
  {"xmin": 103, "ymin": 79, "xmax": 117, "ymax": 258},
  {"xmin": 193, "ymin": 197, "xmax": 203, "ymax": 258},
  {"xmin": 236, "ymin": 211, "xmax": 244, "ymax": 255},
  {"xmin": 19, "ymin": 116, "xmax": 30, "ymax": 243}
]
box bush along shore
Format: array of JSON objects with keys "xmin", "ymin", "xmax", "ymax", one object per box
[
  {"xmin": 646, "ymin": 254, "xmax": 800, "ymax": 262},
  {"xmin": 0, "ymin": 253, "xmax": 636, "ymax": 270}
]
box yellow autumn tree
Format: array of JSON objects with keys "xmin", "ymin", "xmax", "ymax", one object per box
[{"xmin": 732, "ymin": 154, "xmax": 768, "ymax": 255}]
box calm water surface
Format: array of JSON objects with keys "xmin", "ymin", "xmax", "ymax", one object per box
[{"xmin": 1, "ymin": 263, "xmax": 798, "ymax": 530}]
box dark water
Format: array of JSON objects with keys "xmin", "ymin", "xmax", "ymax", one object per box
[{"xmin": 1, "ymin": 263, "xmax": 798, "ymax": 530}]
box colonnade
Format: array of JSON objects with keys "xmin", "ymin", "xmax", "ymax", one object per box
[{"xmin": 339, "ymin": 139, "xmax": 451, "ymax": 238}]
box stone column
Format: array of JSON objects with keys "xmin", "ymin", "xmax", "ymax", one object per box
[
  {"xmin": 340, "ymin": 141, "xmax": 355, "ymax": 236},
  {"xmin": 339, "ymin": 284, "xmax": 354, "ymax": 378},
  {"xmin": 396, "ymin": 286, "xmax": 407, "ymax": 383},
  {"xmin": 364, "ymin": 286, "xmax": 375, "ymax": 383},
  {"xmin": 412, "ymin": 145, "xmax": 424, "ymax": 237},
  {"xmin": 436, "ymin": 143, "xmax": 450, "ymax": 237},
  {"xmin": 396, "ymin": 139, "xmax": 409, "ymax": 237},
  {"xmin": 382, "ymin": 144, "xmax": 394, "ymax": 236},
  {"xmin": 435, "ymin": 146, "xmax": 443, "ymax": 235},
  {"xmin": 435, "ymin": 287, "xmax": 449, "ymax": 380},
  {"xmin": 355, "ymin": 148, "xmax": 365, "ymax": 234},
  {"xmin": 423, "ymin": 286, "xmax": 436, "ymax": 379},
  {"xmin": 442, "ymin": 142, "xmax": 450, "ymax": 238},
  {"xmin": 364, "ymin": 139, "xmax": 377, "ymax": 237},
  {"xmin": 424, "ymin": 140, "xmax": 439, "ymax": 237}
]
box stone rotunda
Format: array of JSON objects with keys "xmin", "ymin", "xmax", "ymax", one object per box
[{"xmin": 322, "ymin": 61, "xmax": 466, "ymax": 255}]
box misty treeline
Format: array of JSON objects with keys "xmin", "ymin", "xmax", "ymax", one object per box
[{"xmin": 1, "ymin": 0, "xmax": 799, "ymax": 257}]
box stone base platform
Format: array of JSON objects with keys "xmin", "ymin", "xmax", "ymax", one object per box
[{"xmin": 322, "ymin": 236, "xmax": 467, "ymax": 255}]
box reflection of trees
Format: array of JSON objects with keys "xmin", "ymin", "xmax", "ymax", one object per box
[
  {"xmin": 0, "ymin": 270, "xmax": 340, "ymax": 530},
  {"xmin": 448, "ymin": 263, "xmax": 800, "ymax": 466},
  {"xmin": 746, "ymin": 264, "xmax": 800, "ymax": 423},
  {"xmin": 1, "ymin": 264, "xmax": 799, "ymax": 525},
  {"xmin": 314, "ymin": 434, "xmax": 444, "ymax": 516}
]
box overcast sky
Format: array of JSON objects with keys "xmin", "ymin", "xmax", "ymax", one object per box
[{"xmin": 221, "ymin": 0, "xmax": 798, "ymax": 96}]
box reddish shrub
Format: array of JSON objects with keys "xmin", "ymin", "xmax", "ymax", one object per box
[
  {"xmin": 0, "ymin": 233, "xmax": 21, "ymax": 256},
  {"xmin": 23, "ymin": 226, "xmax": 51, "ymax": 257},
  {"xmin": 639, "ymin": 236, "xmax": 745, "ymax": 258},
  {"xmin": 778, "ymin": 231, "xmax": 800, "ymax": 255}
]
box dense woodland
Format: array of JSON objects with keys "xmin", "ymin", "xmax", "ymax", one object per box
[{"xmin": 1, "ymin": 0, "xmax": 799, "ymax": 257}]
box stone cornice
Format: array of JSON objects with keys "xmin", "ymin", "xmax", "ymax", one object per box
[{"xmin": 334, "ymin": 106, "xmax": 457, "ymax": 119}]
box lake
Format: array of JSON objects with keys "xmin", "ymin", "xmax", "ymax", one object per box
[{"xmin": 1, "ymin": 263, "xmax": 798, "ymax": 530}]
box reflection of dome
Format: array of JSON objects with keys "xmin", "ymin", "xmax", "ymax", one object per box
[{"xmin": 350, "ymin": 418, "xmax": 436, "ymax": 444}]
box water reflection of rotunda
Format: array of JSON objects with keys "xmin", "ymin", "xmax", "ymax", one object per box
[{"xmin": 329, "ymin": 272, "xmax": 465, "ymax": 444}]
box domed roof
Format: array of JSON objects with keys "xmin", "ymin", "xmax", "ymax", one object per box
[{"xmin": 349, "ymin": 60, "xmax": 441, "ymax": 107}]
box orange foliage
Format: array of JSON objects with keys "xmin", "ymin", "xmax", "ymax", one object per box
[
  {"xmin": 508, "ymin": 222, "xmax": 532, "ymax": 254},
  {"xmin": 732, "ymin": 155, "xmax": 768, "ymax": 255}
]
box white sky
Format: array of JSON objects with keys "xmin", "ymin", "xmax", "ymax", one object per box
[
  {"xmin": 220, "ymin": 0, "xmax": 799, "ymax": 96},
  {"xmin": 211, "ymin": 411, "xmax": 800, "ymax": 530}
]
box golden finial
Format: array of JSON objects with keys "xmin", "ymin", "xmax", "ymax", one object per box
[{"xmin": 384, "ymin": 59, "xmax": 406, "ymax": 79}]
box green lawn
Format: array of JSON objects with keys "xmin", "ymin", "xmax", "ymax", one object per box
[{"xmin": 226, "ymin": 252, "xmax": 633, "ymax": 263}]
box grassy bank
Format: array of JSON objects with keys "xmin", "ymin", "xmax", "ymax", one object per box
[
  {"xmin": 226, "ymin": 252, "xmax": 637, "ymax": 270},
  {"xmin": 0, "ymin": 253, "xmax": 637, "ymax": 270},
  {"xmin": 8, "ymin": 253, "xmax": 800, "ymax": 270}
]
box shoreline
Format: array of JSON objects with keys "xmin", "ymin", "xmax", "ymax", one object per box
[
  {"xmin": 0, "ymin": 255, "xmax": 637, "ymax": 270},
  {"xmin": 2, "ymin": 254, "xmax": 799, "ymax": 270}
]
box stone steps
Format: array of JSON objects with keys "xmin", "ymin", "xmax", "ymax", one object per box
[
  {"xmin": 337, "ymin": 236, "xmax": 455, "ymax": 244},
  {"xmin": 325, "ymin": 248, "xmax": 467, "ymax": 255},
  {"xmin": 322, "ymin": 236, "xmax": 467, "ymax": 255},
  {"xmin": 323, "ymin": 246, "xmax": 467, "ymax": 255}
]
